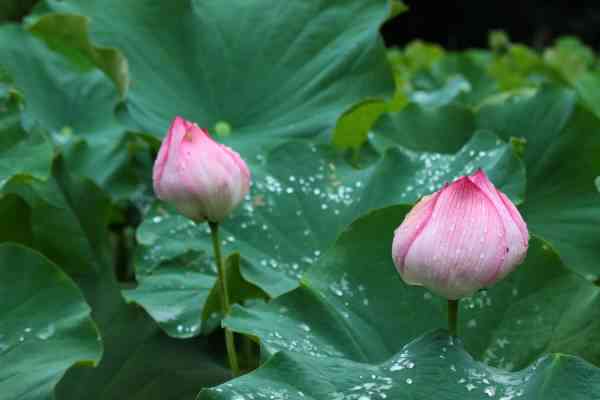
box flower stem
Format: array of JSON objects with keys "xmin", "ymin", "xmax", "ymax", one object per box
[
  {"xmin": 448, "ymin": 299, "xmax": 459, "ymax": 337},
  {"xmin": 209, "ymin": 221, "xmax": 240, "ymax": 377}
]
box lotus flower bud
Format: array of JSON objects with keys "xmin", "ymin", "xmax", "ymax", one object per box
[
  {"xmin": 153, "ymin": 116, "xmax": 250, "ymax": 222},
  {"xmin": 392, "ymin": 170, "xmax": 528, "ymax": 299}
]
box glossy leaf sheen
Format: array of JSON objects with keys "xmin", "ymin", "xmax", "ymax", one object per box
[
  {"xmin": 203, "ymin": 331, "xmax": 600, "ymax": 400},
  {"xmin": 2, "ymin": 160, "xmax": 231, "ymax": 399},
  {"xmin": 0, "ymin": 24, "xmax": 136, "ymax": 199},
  {"xmin": 56, "ymin": 270, "xmax": 230, "ymax": 400},
  {"xmin": 207, "ymin": 206, "xmax": 600, "ymax": 398},
  {"xmin": 477, "ymin": 86, "xmax": 600, "ymax": 279},
  {"xmin": 223, "ymin": 207, "xmax": 600, "ymax": 368},
  {"xmin": 0, "ymin": 244, "xmax": 101, "ymax": 400},
  {"xmin": 0, "ymin": 97, "xmax": 53, "ymax": 188},
  {"xmin": 46, "ymin": 0, "xmax": 395, "ymax": 155},
  {"xmin": 134, "ymin": 132, "xmax": 524, "ymax": 337}
]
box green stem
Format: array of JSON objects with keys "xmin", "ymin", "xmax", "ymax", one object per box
[
  {"xmin": 448, "ymin": 299, "xmax": 459, "ymax": 337},
  {"xmin": 209, "ymin": 221, "xmax": 240, "ymax": 377}
]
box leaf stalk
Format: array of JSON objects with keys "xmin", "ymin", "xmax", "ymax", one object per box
[
  {"xmin": 448, "ymin": 299, "xmax": 459, "ymax": 337},
  {"xmin": 209, "ymin": 221, "xmax": 240, "ymax": 377}
]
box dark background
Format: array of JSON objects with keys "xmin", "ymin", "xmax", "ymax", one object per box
[
  {"xmin": 3, "ymin": 1, "xmax": 600, "ymax": 51},
  {"xmin": 382, "ymin": 0, "xmax": 600, "ymax": 50}
]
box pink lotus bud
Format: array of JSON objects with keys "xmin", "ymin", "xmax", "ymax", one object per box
[
  {"xmin": 392, "ymin": 170, "xmax": 529, "ymax": 299},
  {"xmin": 152, "ymin": 116, "xmax": 250, "ymax": 222}
]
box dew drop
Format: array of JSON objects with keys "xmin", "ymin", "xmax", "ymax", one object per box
[
  {"xmin": 485, "ymin": 386, "xmax": 496, "ymax": 397},
  {"xmin": 37, "ymin": 324, "xmax": 55, "ymax": 340}
]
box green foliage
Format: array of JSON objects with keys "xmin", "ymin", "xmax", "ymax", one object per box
[
  {"xmin": 0, "ymin": 1, "xmax": 599, "ymax": 399},
  {"xmin": 204, "ymin": 208, "xmax": 600, "ymax": 398},
  {"xmin": 45, "ymin": 0, "xmax": 395, "ymax": 155},
  {"xmin": 544, "ymin": 36, "xmax": 596, "ymax": 83},
  {"xmin": 202, "ymin": 331, "xmax": 600, "ymax": 400},
  {"xmin": 332, "ymin": 40, "xmax": 444, "ymax": 151},
  {"xmin": 0, "ymin": 243, "xmax": 101, "ymax": 400},
  {"xmin": 133, "ymin": 131, "xmax": 525, "ymax": 338},
  {"xmin": 27, "ymin": 13, "xmax": 129, "ymax": 97}
]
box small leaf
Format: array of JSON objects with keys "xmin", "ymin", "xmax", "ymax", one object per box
[
  {"xmin": 28, "ymin": 13, "xmax": 129, "ymax": 96},
  {"xmin": 544, "ymin": 36, "xmax": 594, "ymax": 84}
]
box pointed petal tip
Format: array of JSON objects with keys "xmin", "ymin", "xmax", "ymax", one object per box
[
  {"xmin": 447, "ymin": 174, "xmax": 480, "ymax": 193},
  {"xmin": 473, "ymin": 168, "xmax": 488, "ymax": 178},
  {"xmin": 468, "ymin": 168, "xmax": 491, "ymax": 184},
  {"xmin": 169, "ymin": 115, "xmax": 190, "ymax": 135},
  {"xmin": 172, "ymin": 115, "xmax": 187, "ymax": 126}
]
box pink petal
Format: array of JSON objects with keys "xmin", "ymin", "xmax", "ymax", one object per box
[
  {"xmin": 392, "ymin": 193, "xmax": 439, "ymax": 273},
  {"xmin": 179, "ymin": 126, "xmax": 248, "ymax": 222},
  {"xmin": 402, "ymin": 177, "xmax": 507, "ymax": 299},
  {"xmin": 153, "ymin": 116, "xmax": 190, "ymax": 199},
  {"xmin": 221, "ymin": 144, "xmax": 251, "ymax": 197},
  {"xmin": 497, "ymin": 189, "xmax": 529, "ymax": 244},
  {"xmin": 468, "ymin": 169, "xmax": 528, "ymax": 280}
]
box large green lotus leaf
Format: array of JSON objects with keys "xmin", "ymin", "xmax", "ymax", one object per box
[
  {"xmin": 3, "ymin": 159, "xmax": 113, "ymax": 275},
  {"xmin": 0, "ymin": 243, "xmax": 101, "ymax": 400},
  {"xmin": 2, "ymin": 161, "xmax": 231, "ymax": 399},
  {"xmin": 55, "ymin": 270, "xmax": 231, "ymax": 400},
  {"xmin": 202, "ymin": 331, "xmax": 600, "ymax": 400},
  {"xmin": 0, "ymin": 24, "xmax": 140, "ymax": 199},
  {"xmin": 0, "ymin": 97, "xmax": 53, "ymax": 189},
  {"xmin": 205, "ymin": 208, "xmax": 600, "ymax": 399},
  {"xmin": 477, "ymin": 86, "xmax": 600, "ymax": 279},
  {"xmin": 44, "ymin": 0, "xmax": 395, "ymax": 153},
  {"xmin": 124, "ymin": 243, "xmax": 267, "ymax": 337},
  {"xmin": 133, "ymin": 131, "xmax": 525, "ymax": 337},
  {"xmin": 223, "ymin": 206, "xmax": 600, "ymax": 369},
  {"xmin": 125, "ymin": 246, "xmax": 217, "ymax": 338}
]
